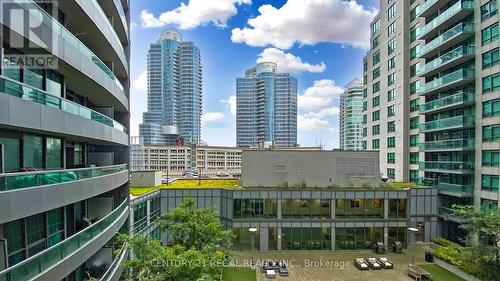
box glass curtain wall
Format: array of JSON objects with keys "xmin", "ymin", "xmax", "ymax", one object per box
[
  {"xmin": 335, "ymin": 227, "xmax": 383, "ymax": 250},
  {"xmin": 335, "ymin": 199, "xmax": 384, "ymax": 218},
  {"xmin": 233, "ymin": 199, "xmax": 277, "ymax": 219},
  {"xmin": 281, "ymin": 227, "xmax": 331, "ymax": 250},
  {"xmin": 281, "ymin": 199, "xmax": 331, "ymax": 219}
]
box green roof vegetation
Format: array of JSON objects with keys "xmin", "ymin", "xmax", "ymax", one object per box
[
  {"xmin": 130, "ymin": 179, "xmax": 241, "ymax": 196},
  {"xmin": 222, "ymin": 267, "xmax": 256, "ymax": 281},
  {"xmin": 417, "ymin": 264, "xmax": 465, "ymax": 281}
]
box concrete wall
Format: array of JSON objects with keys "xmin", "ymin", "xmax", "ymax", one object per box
[
  {"xmin": 131, "ymin": 171, "xmax": 162, "ymax": 187},
  {"xmin": 241, "ymin": 150, "xmax": 380, "ymax": 187}
]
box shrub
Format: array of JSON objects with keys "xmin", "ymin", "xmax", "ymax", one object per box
[
  {"xmin": 433, "ymin": 246, "xmax": 464, "ymax": 268},
  {"xmin": 432, "ymin": 237, "xmax": 453, "ymax": 247}
]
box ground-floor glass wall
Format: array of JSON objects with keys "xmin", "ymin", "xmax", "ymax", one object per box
[
  {"xmin": 335, "ymin": 227, "xmax": 383, "ymax": 250},
  {"xmin": 232, "ymin": 227, "xmax": 260, "ymax": 251},
  {"xmin": 281, "ymin": 227, "xmax": 331, "ymax": 250}
]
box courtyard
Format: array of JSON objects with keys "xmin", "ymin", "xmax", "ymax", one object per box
[{"xmin": 229, "ymin": 244, "xmax": 465, "ymax": 281}]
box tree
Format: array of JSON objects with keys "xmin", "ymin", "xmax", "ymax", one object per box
[
  {"xmin": 452, "ymin": 205, "xmax": 500, "ymax": 280},
  {"xmin": 123, "ymin": 198, "xmax": 233, "ymax": 281},
  {"xmin": 160, "ymin": 197, "xmax": 234, "ymax": 251}
]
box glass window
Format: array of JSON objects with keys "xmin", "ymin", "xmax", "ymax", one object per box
[
  {"xmin": 373, "ymin": 67, "xmax": 380, "ymax": 79},
  {"xmin": 0, "ymin": 137, "xmax": 20, "ymax": 172},
  {"xmin": 482, "ymin": 23, "xmax": 499, "ymax": 45},
  {"xmin": 410, "ymin": 45, "xmax": 420, "ymax": 59},
  {"xmin": 373, "ymin": 81, "xmax": 380, "ymax": 93},
  {"xmin": 363, "ymin": 127, "xmax": 367, "ymax": 137},
  {"xmin": 372, "ymin": 19, "xmax": 380, "ymax": 34},
  {"xmin": 46, "ymin": 137, "xmax": 62, "ymax": 169},
  {"xmin": 388, "ymin": 73, "xmax": 396, "ymax": 86},
  {"xmin": 410, "ymin": 5, "xmax": 420, "ymax": 21},
  {"xmin": 387, "ymin": 168, "xmax": 395, "ymax": 178},
  {"xmin": 482, "ymin": 174, "xmax": 499, "ymax": 191},
  {"xmin": 483, "ymin": 125, "xmax": 500, "ymax": 141},
  {"xmin": 388, "ymin": 137, "xmax": 395, "ymax": 148},
  {"xmin": 363, "ymin": 101, "xmax": 368, "ymax": 111},
  {"xmin": 483, "ymin": 73, "xmax": 500, "ymax": 93},
  {"xmin": 26, "ymin": 213, "xmax": 45, "ymax": 244},
  {"xmin": 483, "ymin": 99, "xmax": 500, "ymax": 117},
  {"xmin": 388, "ymin": 22, "xmax": 396, "ymax": 36},
  {"xmin": 23, "ymin": 134, "xmax": 43, "ymax": 169},
  {"xmin": 410, "ymin": 25, "xmax": 420, "ymax": 42},
  {"xmin": 482, "ymin": 48, "xmax": 499, "ymax": 69},
  {"xmin": 372, "ymin": 110, "xmax": 380, "ymax": 121},
  {"xmin": 388, "ymin": 57, "xmax": 396, "ymax": 70},
  {"xmin": 388, "ymin": 89, "xmax": 395, "ymax": 101},
  {"xmin": 46, "ymin": 70, "xmax": 63, "ymax": 97},
  {"xmin": 362, "ymin": 141, "xmax": 367, "ymax": 150},
  {"xmin": 372, "ymin": 125, "xmax": 380, "ymax": 135},
  {"xmin": 482, "ymin": 150, "xmax": 500, "ymax": 167},
  {"xmin": 373, "ymin": 51, "xmax": 380, "ymax": 65},
  {"xmin": 372, "ymin": 36, "xmax": 380, "ymax": 49},
  {"xmin": 410, "ymin": 135, "xmax": 419, "ymax": 147},
  {"xmin": 3, "ymin": 219, "xmax": 24, "ymax": 253},
  {"xmin": 388, "ymin": 38, "xmax": 396, "ymax": 54},
  {"xmin": 24, "ymin": 68, "xmax": 44, "ymax": 89},
  {"xmin": 372, "ymin": 139, "xmax": 380, "ymax": 149},
  {"xmin": 388, "ymin": 3, "xmax": 396, "ymax": 19},
  {"xmin": 388, "ymin": 105, "xmax": 395, "ymax": 117},
  {"xmin": 389, "ymin": 199, "xmax": 406, "ymax": 218},
  {"xmin": 410, "ymin": 80, "xmax": 420, "ymax": 95},
  {"xmin": 481, "ymin": 0, "xmax": 498, "ymax": 21},
  {"xmin": 410, "ymin": 170, "xmax": 419, "ymax": 183},
  {"xmin": 388, "ymin": 153, "xmax": 395, "ymax": 164},
  {"xmin": 388, "ymin": 121, "xmax": 396, "ymax": 132},
  {"xmin": 410, "ymin": 63, "xmax": 420, "ymax": 77},
  {"xmin": 410, "ymin": 98, "xmax": 419, "ymax": 112},
  {"xmin": 410, "ymin": 116, "xmax": 419, "ymax": 129},
  {"xmin": 372, "ymin": 96, "xmax": 380, "ymax": 107},
  {"xmin": 410, "ymin": 152, "xmax": 419, "ymax": 164}
]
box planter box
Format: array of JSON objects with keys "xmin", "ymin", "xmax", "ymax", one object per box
[{"xmin": 434, "ymin": 257, "xmax": 481, "ymax": 281}]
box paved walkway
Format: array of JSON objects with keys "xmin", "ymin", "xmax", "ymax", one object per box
[{"xmin": 233, "ymin": 244, "xmax": 432, "ymax": 281}]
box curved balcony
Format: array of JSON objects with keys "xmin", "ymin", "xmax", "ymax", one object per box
[
  {"xmin": 419, "ymin": 138, "xmax": 475, "ymax": 152},
  {"xmin": 100, "ymin": 243, "xmax": 129, "ymax": 281},
  {"xmin": 419, "ymin": 23, "xmax": 474, "ymax": 59},
  {"xmin": 70, "ymin": 0, "xmax": 129, "ymax": 74},
  {"xmin": 417, "ymin": 68, "xmax": 475, "ymax": 96},
  {"xmin": 419, "ymin": 115, "xmax": 474, "ymax": 132},
  {"xmin": 0, "ymin": 199, "xmax": 129, "ymax": 281},
  {"xmin": 418, "ymin": 1, "xmax": 474, "ymax": 41},
  {"xmin": 419, "ymin": 161, "xmax": 474, "ymax": 174},
  {"xmin": 418, "ymin": 0, "xmax": 446, "ymax": 18},
  {"xmin": 0, "ymin": 164, "xmax": 128, "ymax": 224},
  {"xmin": 0, "ymin": 76, "xmax": 126, "ymax": 133},
  {"xmin": 417, "ymin": 45, "xmax": 475, "ymax": 77},
  {"xmin": 419, "ymin": 91, "xmax": 475, "ymax": 114},
  {"xmin": 0, "ymin": 0, "xmax": 128, "ymax": 111}
]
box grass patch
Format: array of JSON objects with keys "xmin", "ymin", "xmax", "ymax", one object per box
[
  {"xmin": 131, "ymin": 179, "xmax": 241, "ymax": 196},
  {"xmin": 418, "ymin": 264, "xmax": 465, "ymax": 281},
  {"xmin": 222, "ymin": 267, "xmax": 256, "ymax": 281}
]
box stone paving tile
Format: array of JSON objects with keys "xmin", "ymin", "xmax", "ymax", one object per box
[{"xmin": 233, "ymin": 244, "xmax": 432, "ymax": 281}]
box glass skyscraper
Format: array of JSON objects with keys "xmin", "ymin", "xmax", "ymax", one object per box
[
  {"xmin": 140, "ymin": 29, "xmax": 202, "ymax": 145},
  {"xmin": 340, "ymin": 79, "xmax": 364, "ymax": 150},
  {"xmin": 236, "ymin": 62, "xmax": 298, "ymax": 147}
]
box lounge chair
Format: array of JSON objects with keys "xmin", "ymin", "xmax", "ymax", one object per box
[
  {"xmin": 377, "ymin": 257, "xmax": 393, "ymax": 269},
  {"xmin": 279, "ymin": 265, "xmax": 289, "ymax": 277},
  {"xmin": 367, "ymin": 258, "xmax": 382, "ymax": 270},
  {"xmin": 354, "ymin": 258, "xmax": 369, "ymax": 270}
]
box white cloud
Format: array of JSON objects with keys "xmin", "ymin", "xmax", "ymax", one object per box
[
  {"xmin": 256, "ymin": 48, "xmax": 326, "ymax": 73},
  {"xmin": 231, "ymin": 0, "xmax": 377, "ymax": 49},
  {"xmin": 306, "ymin": 107, "xmax": 340, "ymax": 118},
  {"xmin": 298, "ymin": 115, "xmax": 335, "ymax": 133},
  {"xmin": 202, "ymin": 112, "xmax": 225, "ymax": 124},
  {"xmin": 132, "ymin": 70, "xmax": 148, "ymax": 93},
  {"xmin": 219, "ymin": 95, "xmax": 237, "ymax": 116},
  {"xmin": 130, "ymin": 22, "xmax": 138, "ymax": 31},
  {"xmin": 298, "ymin": 79, "xmax": 343, "ymax": 112},
  {"xmin": 141, "ymin": 0, "xmax": 252, "ymax": 30}
]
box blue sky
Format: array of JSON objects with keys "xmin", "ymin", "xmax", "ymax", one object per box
[{"xmin": 129, "ymin": 0, "xmax": 380, "ymax": 148}]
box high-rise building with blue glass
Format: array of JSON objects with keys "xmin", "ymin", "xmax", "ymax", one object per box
[
  {"xmin": 140, "ymin": 29, "xmax": 202, "ymax": 145},
  {"xmin": 236, "ymin": 62, "xmax": 298, "ymax": 148}
]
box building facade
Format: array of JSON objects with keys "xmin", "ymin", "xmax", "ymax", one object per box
[
  {"xmin": 363, "ymin": 0, "xmax": 500, "ymax": 241},
  {"xmin": 140, "ymin": 29, "xmax": 203, "ymax": 145},
  {"xmin": 340, "ymin": 79, "xmax": 364, "ymax": 150},
  {"xmin": 236, "ymin": 62, "xmax": 298, "ymax": 148},
  {"xmin": 0, "ymin": 0, "xmax": 130, "ymax": 280}
]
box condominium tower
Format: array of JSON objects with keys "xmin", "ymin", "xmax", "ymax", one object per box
[
  {"xmin": 363, "ymin": 0, "xmax": 500, "ymax": 241},
  {"xmin": 236, "ymin": 62, "xmax": 298, "ymax": 147},
  {"xmin": 0, "ymin": 0, "xmax": 130, "ymax": 280},
  {"xmin": 340, "ymin": 79, "xmax": 364, "ymax": 150},
  {"xmin": 140, "ymin": 29, "xmax": 203, "ymax": 145}
]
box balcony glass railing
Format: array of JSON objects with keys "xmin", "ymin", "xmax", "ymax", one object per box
[
  {"xmin": 419, "ymin": 115, "xmax": 474, "ymax": 132},
  {"xmin": 0, "ymin": 199, "xmax": 128, "ymax": 281},
  {"xmin": 420, "ymin": 91, "xmax": 474, "ymax": 113},
  {"xmin": 419, "ymin": 138, "xmax": 475, "ymax": 151},
  {"xmin": 113, "ymin": 0, "xmax": 129, "ymax": 37},
  {"xmin": 415, "ymin": 177, "xmax": 438, "ymax": 186},
  {"xmin": 0, "ymin": 164, "xmax": 127, "ymax": 192},
  {"xmin": 0, "ymin": 76, "xmax": 127, "ymax": 133},
  {"xmin": 89, "ymin": 0, "xmax": 127, "ymax": 63},
  {"xmin": 100, "ymin": 243, "xmax": 128, "ymax": 281},
  {"xmin": 14, "ymin": 0, "xmax": 126, "ymax": 95},
  {"xmin": 438, "ymin": 182, "xmax": 474, "ymax": 196},
  {"xmin": 419, "ymin": 23, "xmax": 474, "ymax": 57},
  {"xmin": 418, "ymin": 68, "xmax": 475, "ymax": 95},
  {"xmin": 419, "ymin": 161, "xmax": 474, "ymax": 171},
  {"xmin": 419, "ymin": 0, "xmax": 473, "ymax": 39},
  {"xmin": 418, "ymin": 0, "xmax": 439, "ymax": 17},
  {"xmin": 417, "ymin": 45, "xmax": 474, "ymax": 75}
]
